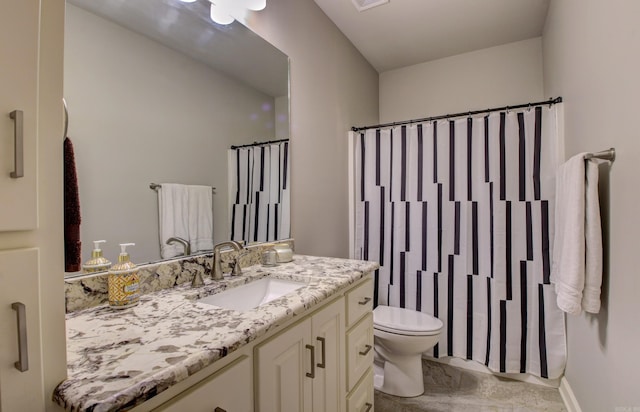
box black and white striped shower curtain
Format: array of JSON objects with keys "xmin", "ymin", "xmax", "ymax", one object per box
[
  {"xmin": 353, "ymin": 105, "xmax": 566, "ymax": 378},
  {"xmin": 229, "ymin": 141, "xmax": 290, "ymax": 244}
]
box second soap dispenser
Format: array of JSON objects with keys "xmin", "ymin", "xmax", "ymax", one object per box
[{"xmin": 82, "ymin": 240, "xmax": 112, "ymax": 273}]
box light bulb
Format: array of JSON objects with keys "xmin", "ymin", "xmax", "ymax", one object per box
[
  {"xmin": 179, "ymin": 0, "xmax": 198, "ymax": 3},
  {"xmin": 209, "ymin": 2, "xmax": 235, "ymax": 25}
]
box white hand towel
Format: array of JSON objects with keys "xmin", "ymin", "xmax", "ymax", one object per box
[
  {"xmin": 187, "ymin": 185, "xmax": 214, "ymax": 253},
  {"xmin": 551, "ymin": 154, "xmax": 604, "ymax": 315},
  {"xmin": 159, "ymin": 183, "xmax": 189, "ymax": 259},
  {"xmin": 582, "ymin": 159, "xmax": 603, "ymax": 313}
]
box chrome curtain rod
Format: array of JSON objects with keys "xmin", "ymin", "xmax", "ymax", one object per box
[
  {"xmin": 351, "ymin": 97, "xmax": 564, "ymax": 132},
  {"xmin": 150, "ymin": 183, "xmax": 216, "ymax": 192},
  {"xmin": 230, "ymin": 138, "xmax": 289, "ymax": 150}
]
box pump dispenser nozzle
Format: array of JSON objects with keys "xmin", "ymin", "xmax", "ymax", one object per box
[
  {"xmin": 118, "ymin": 243, "xmax": 135, "ymax": 263},
  {"xmin": 82, "ymin": 240, "xmax": 112, "ymax": 273}
]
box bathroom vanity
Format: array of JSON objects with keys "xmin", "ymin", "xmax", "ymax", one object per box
[{"xmin": 54, "ymin": 255, "xmax": 378, "ymax": 411}]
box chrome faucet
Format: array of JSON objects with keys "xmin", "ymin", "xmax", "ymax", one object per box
[
  {"xmin": 211, "ymin": 241, "xmax": 243, "ymax": 280},
  {"xmin": 166, "ymin": 237, "xmax": 191, "ymax": 256}
]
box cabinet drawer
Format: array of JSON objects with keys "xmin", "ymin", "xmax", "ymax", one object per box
[
  {"xmin": 346, "ymin": 313, "xmax": 374, "ymax": 391},
  {"xmin": 347, "ymin": 368, "xmax": 374, "ymax": 412},
  {"xmin": 157, "ymin": 355, "xmax": 252, "ymax": 412},
  {"xmin": 346, "ymin": 277, "xmax": 373, "ymax": 327}
]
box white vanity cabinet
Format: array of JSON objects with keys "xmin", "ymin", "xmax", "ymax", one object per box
[
  {"xmin": 256, "ymin": 276, "xmax": 374, "ymax": 412},
  {"xmin": 156, "ymin": 355, "xmax": 253, "ymax": 412},
  {"xmin": 345, "ymin": 278, "xmax": 375, "ymax": 412},
  {"xmin": 0, "ymin": 0, "xmax": 66, "ymax": 410},
  {"xmin": 255, "ymin": 298, "xmax": 344, "ymax": 412},
  {"xmin": 0, "ymin": 0, "xmax": 39, "ymax": 230}
]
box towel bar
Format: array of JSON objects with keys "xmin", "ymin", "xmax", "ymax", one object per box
[
  {"xmin": 150, "ymin": 183, "xmax": 216, "ymax": 193},
  {"xmin": 585, "ymin": 148, "xmax": 615, "ymax": 162}
]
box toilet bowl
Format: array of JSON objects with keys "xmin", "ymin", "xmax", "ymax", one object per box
[{"xmin": 373, "ymin": 305, "xmax": 443, "ymax": 397}]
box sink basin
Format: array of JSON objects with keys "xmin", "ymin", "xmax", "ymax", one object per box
[{"xmin": 198, "ymin": 278, "xmax": 306, "ymax": 311}]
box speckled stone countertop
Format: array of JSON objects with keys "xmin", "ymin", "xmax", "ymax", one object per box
[{"xmin": 53, "ymin": 255, "xmax": 379, "ymax": 412}]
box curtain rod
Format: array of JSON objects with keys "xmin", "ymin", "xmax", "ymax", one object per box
[
  {"xmin": 230, "ymin": 138, "xmax": 289, "ymax": 150},
  {"xmin": 351, "ymin": 97, "xmax": 563, "ymax": 132}
]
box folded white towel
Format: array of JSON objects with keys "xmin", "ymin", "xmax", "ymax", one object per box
[
  {"xmin": 551, "ymin": 153, "xmax": 604, "ymax": 315},
  {"xmin": 159, "ymin": 183, "xmax": 189, "ymax": 259},
  {"xmin": 188, "ymin": 185, "xmax": 214, "ymax": 253},
  {"xmin": 582, "ymin": 160, "xmax": 603, "ymax": 313}
]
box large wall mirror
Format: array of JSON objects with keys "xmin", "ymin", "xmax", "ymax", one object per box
[{"xmin": 64, "ymin": 0, "xmax": 290, "ymax": 274}]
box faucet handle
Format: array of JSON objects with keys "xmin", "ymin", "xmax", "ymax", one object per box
[{"xmin": 231, "ymin": 258, "xmax": 242, "ymax": 276}]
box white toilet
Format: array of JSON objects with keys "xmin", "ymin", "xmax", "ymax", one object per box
[{"xmin": 373, "ymin": 305, "xmax": 443, "ymax": 397}]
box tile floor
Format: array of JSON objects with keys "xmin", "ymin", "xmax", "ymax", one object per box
[{"xmin": 374, "ymin": 359, "xmax": 566, "ymax": 412}]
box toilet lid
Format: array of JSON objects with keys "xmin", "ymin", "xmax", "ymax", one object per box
[{"xmin": 373, "ymin": 306, "xmax": 443, "ymax": 336}]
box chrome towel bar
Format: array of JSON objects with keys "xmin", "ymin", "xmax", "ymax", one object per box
[
  {"xmin": 150, "ymin": 183, "xmax": 216, "ymax": 192},
  {"xmin": 585, "ymin": 148, "xmax": 616, "ymax": 162}
]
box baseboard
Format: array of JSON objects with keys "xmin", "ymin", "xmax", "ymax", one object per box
[
  {"xmin": 423, "ymin": 356, "xmax": 561, "ymax": 388},
  {"xmin": 559, "ymin": 376, "xmax": 582, "ymax": 412}
]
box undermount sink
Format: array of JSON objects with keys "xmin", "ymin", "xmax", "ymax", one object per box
[{"xmin": 197, "ymin": 278, "xmax": 306, "ymax": 312}]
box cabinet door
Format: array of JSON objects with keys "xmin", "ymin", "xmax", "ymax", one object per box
[
  {"xmin": 311, "ymin": 298, "xmax": 345, "ymax": 412},
  {"xmin": 256, "ymin": 319, "xmax": 312, "ymax": 412},
  {"xmin": 157, "ymin": 355, "xmax": 252, "ymax": 412},
  {"xmin": 0, "ymin": 248, "xmax": 44, "ymax": 411},
  {"xmin": 0, "ymin": 0, "xmax": 39, "ymax": 231}
]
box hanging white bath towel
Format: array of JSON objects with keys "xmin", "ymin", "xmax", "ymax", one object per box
[
  {"xmin": 188, "ymin": 185, "xmax": 214, "ymax": 253},
  {"xmin": 551, "ymin": 153, "xmax": 603, "ymax": 314},
  {"xmin": 159, "ymin": 183, "xmax": 189, "ymax": 259}
]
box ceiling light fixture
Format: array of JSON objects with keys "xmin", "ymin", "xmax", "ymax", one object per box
[
  {"xmin": 351, "ymin": 0, "xmax": 389, "ymax": 12},
  {"xmin": 204, "ymin": 0, "xmax": 267, "ymax": 25}
]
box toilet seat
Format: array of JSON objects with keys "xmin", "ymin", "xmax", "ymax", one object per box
[{"xmin": 373, "ymin": 306, "xmax": 443, "ymax": 336}]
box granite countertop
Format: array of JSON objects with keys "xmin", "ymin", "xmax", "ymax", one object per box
[{"xmin": 53, "ymin": 255, "xmax": 379, "ymax": 412}]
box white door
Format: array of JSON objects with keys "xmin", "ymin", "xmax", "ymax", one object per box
[
  {"xmin": 0, "ymin": 248, "xmax": 44, "ymax": 411},
  {"xmin": 0, "ymin": 0, "xmax": 39, "ymax": 231},
  {"xmin": 311, "ymin": 298, "xmax": 345, "ymax": 412},
  {"xmin": 256, "ymin": 319, "xmax": 313, "ymax": 412}
]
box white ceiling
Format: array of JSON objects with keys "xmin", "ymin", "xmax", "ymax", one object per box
[
  {"xmin": 313, "ymin": 0, "xmax": 550, "ymax": 73},
  {"xmin": 68, "ymin": 0, "xmax": 289, "ymax": 97}
]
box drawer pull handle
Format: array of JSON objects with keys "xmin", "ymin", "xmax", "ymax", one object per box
[
  {"xmin": 11, "ymin": 302, "xmax": 29, "ymax": 372},
  {"xmin": 359, "ymin": 344, "xmax": 373, "ymax": 356},
  {"xmin": 9, "ymin": 110, "xmax": 24, "ymax": 178},
  {"xmin": 362, "ymin": 402, "xmax": 373, "ymax": 412},
  {"xmin": 214, "ymin": 408, "xmax": 227, "ymax": 412},
  {"xmin": 305, "ymin": 344, "xmax": 315, "ymax": 378},
  {"xmin": 358, "ymin": 297, "xmax": 372, "ymax": 305},
  {"xmin": 317, "ymin": 336, "xmax": 326, "ymax": 369}
]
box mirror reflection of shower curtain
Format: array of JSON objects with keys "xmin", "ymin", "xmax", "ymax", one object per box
[
  {"xmin": 228, "ymin": 141, "xmax": 290, "ymax": 244},
  {"xmin": 353, "ymin": 105, "xmax": 567, "ymax": 379}
]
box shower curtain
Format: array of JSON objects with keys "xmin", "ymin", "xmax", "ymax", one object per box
[
  {"xmin": 228, "ymin": 141, "xmax": 290, "ymax": 244},
  {"xmin": 353, "ymin": 105, "xmax": 566, "ymax": 378}
]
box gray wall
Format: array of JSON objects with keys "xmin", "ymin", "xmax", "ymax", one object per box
[
  {"xmin": 543, "ymin": 0, "xmax": 640, "ymax": 409},
  {"xmin": 239, "ymin": 0, "xmax": 380, "ymax": 258},
  {"xmin": 379, "ymin": 37, "xmax": 544, "ymax": 122}
]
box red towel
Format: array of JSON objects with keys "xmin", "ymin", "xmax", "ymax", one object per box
[{"xmin": 64, "ymin": 137, "xmax": 82, "ymax": 272}]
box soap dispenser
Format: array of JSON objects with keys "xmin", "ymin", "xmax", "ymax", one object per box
[
  {"xmin": 108, "ymin": 243, "xmax": 140, "ymax": 309},
  {"xmin": 82, "ymin": 240, "xmax": 112, "ymax": 273}
]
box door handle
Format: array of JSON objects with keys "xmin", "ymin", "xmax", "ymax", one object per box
[
  {"xmin": 362, "ymin": 402, "xmax": 373, "ymax": 412},
  {"xmin": 11, "ymin": 302, "xmax": 29, "ymax": 372},
  {"xmin": 316, "ymin": 336, "xmax": 326, "ymax": 369},
  {"xmin": 305, "ymin": 344, "xmax": 315, "ymax": 378},
  {"xmin": 9, "ymin": 110, "xmax": 24, "ymax": 178}
]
